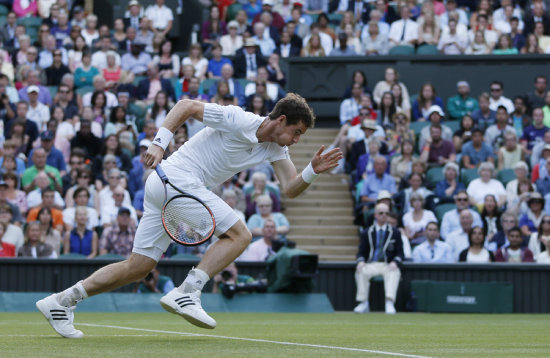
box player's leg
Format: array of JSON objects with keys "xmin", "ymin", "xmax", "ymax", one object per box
[{"xmin": 36, "ymin": 171, "xmax": 168, "ymax": 338}]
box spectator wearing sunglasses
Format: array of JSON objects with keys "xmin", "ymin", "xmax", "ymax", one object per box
[{"xmin": 440, "ymin": 190, "xmax": 482, "ymax": 240}]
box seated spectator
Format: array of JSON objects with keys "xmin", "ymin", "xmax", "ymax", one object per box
[
  {"xmin": 481, "ymin": 194, "xmax": 502, "ymax": 243},
  {"xmin": 145, "ymin": 91, "xmax": 171, "ymax": 129},
  {"xmin": 376, "ymin": 92, "xmax": 397, "ymax": 129},
  {"xmin": 137, "ymin": 63, "xmax": 176, "ymax": 106},
  {"xmin": 0, "ymin": 201, "xmax": 24, "ymax": 253},
  {"xmin": 505, "ymin": 162, "xmax": 530, "ymax": 211},
  {"xmin": 471, "ymin": 92, "xmax": 496, "ymax": 131},
  {"xmin": 390, "ymin": 140, "xmax": 417, "ymax": 186},
  {"xmin": 418, "ymin": 106, "xmax": 453, "ymax": 149},
  {"xmin": 28, "ymin": 131, "xmax": 67, "ymax": 176},
  {"xmin": 372, "ymin": 67, "xmax": 410, "ymax": 108},
  {"xmin": 412, "ymin": 221, "xmax": 455, "ymax": 263},
  {"xmin": 26, "ymin": 86, "xmax": 50, "ymax": 131},
  {"xmin": 3, "ymin": 171, "xmax": 27, "ymax": 216},
  {"xmin": 435, "ymin": 162, "xmax": 465, "ymax": 203},
  {"xmin": 63, "ymin": 206, "xmax": 98, "ymax": 258},
  {"xmin": 18, "ymin": 221, "xmax": 57, "ymax": 258},
  {"xmin": 136, "ymin": 267, "xmax": 175, "ymax": 294},
  {"xmin": 453, "ymin": 116, "xmax": 476, "ymax": 152},
  {"xmin": 486, "ymin": 211, "xmax": 519, "ymax": 252},
  {"xmin": 207, "ymin": 43, "xmax": 232, "ymax": 79},
  {"xmin": 0, "ymin": 140, "xmax": 26, "ymax": 176},
  {"xmin": 98, "ymin": 168, "xmax": 132, "ymax": 213},
  {"xmin": 37, "ymin": 206, "xmax": 62, "ymax": 256},
  {"xmin": 355, "ymin": 139, "xmax": 383, "ymax": 185},
  {"xmin": 74, "ymin": 51, "xmax": 100, "ymax": 89},
  {"xmin": 102, "ymin": 52, "xmax": 122, "ymax": 90},
  {"xmin": 26, "ymin": 187, "xmax": 64, "ymax": 229},
  {"xmin": 519, "ymin": 193, "xmax": 545, "ymax": 237},
  {"xmin": 213, "ymin": 180, "xmax": 246, "ymax": 215},
  {"xmin": 528, "ymin": 214, "xmax": 550, "ymax": 259},
  {"xmin": 330, "ymin": 33, "xmax": 358, "ymax": 56},
  {"xmin": 354, "ymin": 203, "xmax": 403, "ymax": 314},
  {"xmin": 45, "ymin": 49, "xmax": 70, "ymax": 87},
  {"xmin": 498, "ymin": 130, "xmax": 525, "ymax": 170},
  {"xmin": 359, "ymin": 156, "xmax": 396, "ymax": 206},
  {"xmin": 388, "ymin": 6, "xmax": 418, "ymax": 48},
  {"xmin": 458, "ymin": 226, "xmax": 495, "ymax": 263},
  {"xmin": 398, "ymin": 173, "xmax": 434, "ymax": 215},
  {"xmin": 247, "ymin": 195, "xmax": 289, "ymax": 240},
  {"xmin": 82, "ymin": 75, "xmax": 119, "ymax": 109},
  {"xmin": 493, "ymin": 34, "xmax": 518, "ymax": 55},
  {"xmin": 65, "ymin": 168, "xmax": 97, "ymax": 209},
  {"xmin": 467, "ymin": 162, "xmax": 506, "ymax": 208},
  {"xmin": 466, "ymin": 30, "xmax": 491, "ymax": 55},
  {"xmin": 521, "ymin": 108, "xmax": 547, "ymax": 156},
  {"xmin": 362, "ymin": 20, "xmax": 389, "ymax": 56},
  {"xmin": 135, "ymin": 17, "xmax": 154, "ymax": 52},
  {"xmin": 402, "ymin": 192, "xmax": 437, "ymax": 247},
  {"xmin": 63, "ymin": 187, "xmax": 99, "ymax": 232},
  {"xmin": 447, "ymin": 81, "xmax": 479, "ymax": 121},
  {"xmin": 13, "ymin": 0, "xmax": 38, "ymax": 17},
  {"xmin": 100, "ymin": 186, "xmax": 138, "ymax": 228},
  {"xmin": 339, "ymin": 83, "xmax": 363, "ymax": 126},
  {"xmin": 420, "ymin": 124, "xmax": 456, "ymax": 167},
  {"xmin": 99, "ymin": 207, "xmax": 136, "ymax": 257},
  {"xmin": 536, "ymin": 157, "xmax": 550, "ymax": 196},
  {"xmin": 152, "ymin": 39, "xmax": 180, "ymax": 79},
  {"xmin": 461, "ymin": 128, "xmax": 494, "ymax": 169},
  {"xmin": 182, "ymin": 43, "xmax": 209, "ymax": 80},
  {"xmin": 495, "ymin": 226, "xmax": 534, "ymax": 263},
  {"xmin": 441, "ymin": 190, "xmax": 483, "ymax": 240},
  {"xmin": 244, "ymin": 172, "xmax": 280, "ymax": 218},
  {"xmin": 220, "ymin": 20, "xmax": 244, "ymax": 56},
  {"xmin": 121, "ymin": 43, "xmax": 151, "ymax": 76},
  {"xmin": 220, "ymin": 189, "xmax": 246, "ymax": 224},
  {"xmin": 300, "ymin": 33, "xmax": 326, "ymax": 57},
  {"xmin": 412, "ymin": 83, "xmax": 444, "ymax": 122},
  {"xmin": 0, "ymin": 221, "xmax": 16, "ymax": 257},
  {"xmin": 437, "ymin": 18, "xmax": 467, "ymax": 55},
  {"xmin": 240, "ymin": 219, "xmax": 277, "ymax": 261}
]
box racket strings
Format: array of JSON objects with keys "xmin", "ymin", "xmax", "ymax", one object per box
[{"xmin": 163, "ymin": 196, "xmax": 215, "ymax": 244}]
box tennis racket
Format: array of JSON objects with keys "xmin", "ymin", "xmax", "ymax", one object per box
[{"xmin": 155, "ymin": 165, "xmax": 216, "ymax": 246}]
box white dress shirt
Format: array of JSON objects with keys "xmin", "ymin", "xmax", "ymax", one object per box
[
  {"xmin": 388, "ymin": 19, "xmax": 419, "ymax": 45},
  {"xmin": 412, "ymin": 240, "xmax": 455, "ymax": 263}
]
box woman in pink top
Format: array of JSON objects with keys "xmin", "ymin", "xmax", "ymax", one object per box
[{"xmin": 13, "ymin": 0, "xmax": 38, "ymax": 17}]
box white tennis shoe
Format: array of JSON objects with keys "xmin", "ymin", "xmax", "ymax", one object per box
[
  {"xmin": 160, "ymin": 288, "xmax": 216, "ymax": 329},
  {"xmin": 353, "ymin": 301, "xmax": 370, "ymax": 313},
  {"xmin": 36, "ymin": 294, "xmax": 84, "ymax": 338}
]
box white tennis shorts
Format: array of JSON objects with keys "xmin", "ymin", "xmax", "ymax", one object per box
[{"xmin": 132, "ymin": 170, "xmax": 240, "ymax": 262}]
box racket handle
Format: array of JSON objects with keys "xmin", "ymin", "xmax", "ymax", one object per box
[{"xmin": 155, "ymin": 165, "xmax": 168, "ymax": 182}]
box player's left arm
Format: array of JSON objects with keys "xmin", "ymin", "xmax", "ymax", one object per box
[{"xmin": 273, "ymin": 146, "xmax": 342, "ymax": 199}]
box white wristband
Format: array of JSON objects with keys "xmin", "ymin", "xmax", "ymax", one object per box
[
  {"xmin": 301, "ymin": 162, "xmax": 320, "ymax": 184},
  {"xmin": 151, "ymin": 127, "xmax": 173, "ymax": 151}
]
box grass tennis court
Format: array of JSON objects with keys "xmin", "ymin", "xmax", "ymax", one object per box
[{"xmin": 1, "ymin": 312, "xmax": 548, "ymax": 357}]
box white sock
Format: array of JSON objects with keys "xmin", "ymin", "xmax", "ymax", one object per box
[
  {"xmin": 57, "ymin": 281, "xmax": 88, "ymax": 307},
  {"xmin": 178, "ymin": 268, "xmax": 210, "ymax": 293}
]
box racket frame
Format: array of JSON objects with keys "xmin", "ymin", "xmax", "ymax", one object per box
[{"xmin": 156, "ymin": 165, "xmax": 216, "ymax": 246}]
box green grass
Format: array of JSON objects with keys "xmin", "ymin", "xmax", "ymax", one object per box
[{"xmin": 0, "ymin": 312, "xmax": 549, "ymax": 357}]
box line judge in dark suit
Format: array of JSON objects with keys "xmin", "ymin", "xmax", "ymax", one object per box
[{"xmin": 354, "ymin": 203, "xmax": 403, "ymax": 314}]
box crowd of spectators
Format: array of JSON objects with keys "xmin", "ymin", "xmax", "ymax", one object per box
[{"xmin": 0, "ymin": 0, "xmax": 549, "ymax": 271}]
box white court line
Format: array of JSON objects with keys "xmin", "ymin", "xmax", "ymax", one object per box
[
  {"xmin": 0, "ymin": 334, "xmax": 160, "ymax": 337},
  {"xmin": 80, "ymin": 323, "xmax": 433, "ymax": 358}
]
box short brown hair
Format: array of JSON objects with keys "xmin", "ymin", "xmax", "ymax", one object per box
[{"xmin": 268, "ymin": 93, "xmax": 315, "ymax": 128}]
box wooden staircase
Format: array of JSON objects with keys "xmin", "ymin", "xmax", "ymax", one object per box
[{"xmin": 282, "ymin": 128, "xmax": 359, "ymax": 262}]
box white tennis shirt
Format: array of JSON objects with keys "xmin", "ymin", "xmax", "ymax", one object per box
[{"xmin": 164, "ymin": 103, "xmax": 289, "ymax": 189}]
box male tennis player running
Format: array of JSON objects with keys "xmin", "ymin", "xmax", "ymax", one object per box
[{"xmin": 36, "ymin": 93, "xmax": 342, "ymax": 338}]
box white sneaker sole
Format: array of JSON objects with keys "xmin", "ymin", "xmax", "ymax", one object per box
[
  {"xmin": 160, "ymin": 296, "xmax": 216, "ymax": 329},
  {"xmin": 36, "ymin": 298, "xmax": 83, "ymax": 339}
]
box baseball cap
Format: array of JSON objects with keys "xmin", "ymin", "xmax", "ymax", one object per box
[
  {"xmin": 41, "ymin": 131, "xmax": 55, "ymax": 141},
  {"xmin": 377, "ymin": 190, "xmax": 392, "ymax": 201},
  {"xmin": 127, "ymin": 0, "xmax": 140, "ymax": 8},
  {"xmin": 243, "ymin": 38, "xmax": 258, "ymax": 47},
  {"xmin": 27, "ymin": 85, "xmax": 40, "ymax": 94},
  {"xmin": 528, "ymin": 192, "xmax": 544, "ymax": 204},
  {"xmin": 457, "ymin": 81, "xmax": 469, "ymax": 88},
  {"xmin": 139, "ymin": 139, "xmax": 152, "ymax": 148},
  {"xmin": 542, "ymin": 144, "xmax": 550, "ymax": 153},
  {"xmin": 118, "ymin": 207, "xmax": 131, "ymax": 216},
  {"xmin": 427, "ymin": 105, "xmax": 445, "ymax": 118}
]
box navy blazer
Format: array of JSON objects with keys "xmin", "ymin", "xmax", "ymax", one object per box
[
  {"xmin": 356, "ymin": 224, "xmax": 404, "ymax": 266},
  {"xmin": 137, "ymin": 78, "xmax": 176, "ymax": 102}
]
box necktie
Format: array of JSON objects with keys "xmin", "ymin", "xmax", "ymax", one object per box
[
  {"xmin": 430, "ymin": 246, "xmax": 435, "ymax": 259},
  {"xmin": 401, "ymin": 20, "xmax": 407, "ymax": 41},
  {"xmin": 374, "ymin": 229, "xmax": 384, "ymax": 261}
]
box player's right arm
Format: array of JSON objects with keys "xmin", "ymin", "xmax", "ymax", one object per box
[{"xmin": 143, "ymin": 99, "xmax": 205, "ymax": 168}]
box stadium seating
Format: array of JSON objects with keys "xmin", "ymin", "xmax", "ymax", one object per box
[
  {"xmin": 389, "ymin": 46, "xmax": 415, "ymax": 55},
  {"xmin": 75, "ymin": 86, "xmax": 95, "ymax": 96},
  {"xmin": 426, "ymin": 167, "xmax": 444, "ymax": 189},
  {"xmin": 460, "ymin": 168, "xmax": 480, "ymax": 186},
  {"xmin": 0, "ymin": 4, "xmax": 8, "ymax": 15},
  {"xmin": 416, "ymin": 45, "xmax": 439, "ymax": 55},
  {"xmin": 497, "ymin": 169, "xmax": 516, "ymax": 186},
  {"xmin": 445, "ymin": 120, "xmax": 461, "ymax": 133},
  {"xmin": 435, "ymin": 203, "xmax": 456, "ymax": 222},
  {"xmin": 409, "ymin": 121, "xmax": 430, "ymax": 135}
]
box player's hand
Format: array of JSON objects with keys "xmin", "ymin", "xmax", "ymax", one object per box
[
  {"xmin": 143, "ymin": 144, "xmax": 165, "ymax": 169},
  {"xmin": 311, "ymin": 146, "xmax": 343, "ymax": 174}
]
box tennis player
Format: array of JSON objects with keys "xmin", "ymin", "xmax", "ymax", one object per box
[{"xmin": 36, "ymin": 93, "xmax": 342, "ymax": 338}]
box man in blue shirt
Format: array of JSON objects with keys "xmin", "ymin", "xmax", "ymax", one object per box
[
  {"xmin": 440, "ymin": 190, "xmax": 483, "ymax": 240},
  {"xmin": 521, "ymin": 108, "xmax": 547, "ymax": 156},
  {"xmin": 461, "ymin": 128, "xmax": 495, "ymax": 168},
  {"xmin": 360, "ymin": 155, "xmax": 396, "ymax": 206},
  {"xmin": 207, "ymin": 43, "xmax": 232, "ymax": 79},
  {"xmin": 471, "ymin": 93, "xmax": 496, "ymax": 131},
  {"xmin": 28, "ymin": 131, "xmax": 67, "ymax": 177},
  {"xmin": 412, "ymin": 222, "xmax": 455, "ymax": 263}
]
